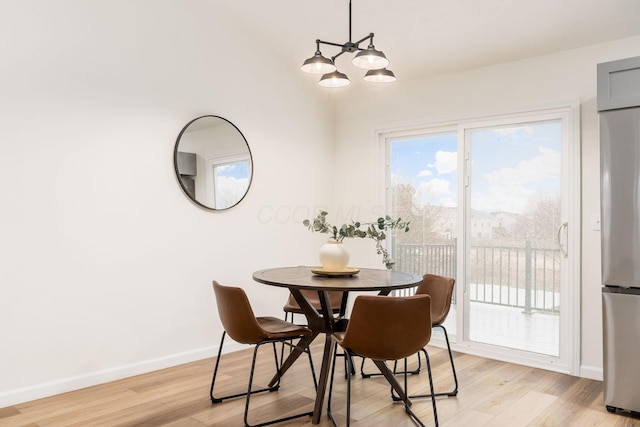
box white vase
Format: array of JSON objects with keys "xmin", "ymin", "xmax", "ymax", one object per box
[{"xmin": 318, "ymin": 240, "xmax": 350, "ymax": 271}]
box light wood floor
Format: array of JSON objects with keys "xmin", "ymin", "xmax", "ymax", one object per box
[{"xmin": 2, "ymin": 342, "xmax": 639, "ymax": 426}]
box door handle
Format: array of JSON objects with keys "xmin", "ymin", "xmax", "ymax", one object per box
[{"xmin": 557, "ymin": 222, "xmax": 568, "ymax": 258}]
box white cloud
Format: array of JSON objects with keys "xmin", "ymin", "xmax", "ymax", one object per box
[
  {"xmin": 417, "ymin": 169, "xmax": 433, "ymax": 177},
  {"xmin": 429, "ymin": 151, "xmax": 457, "ymax": 175},
  {"xmin": 472, "ymin": 183, "xmax": 533, "ymax": 213},
  {"xmin": 415, "ymin": 178, "xmax": 456, "ymax": 206},
  {"xmin": 485, "ymin": 146, "xmax": 559, "ymax": 184},
  {"xmin": 473, "ymin": 146, "xmax": 560, "ymax": 213}
]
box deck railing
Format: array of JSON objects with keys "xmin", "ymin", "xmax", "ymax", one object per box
[{"xmin": 393, "ymin": 240, "xmax": 560, "ymax": 314}]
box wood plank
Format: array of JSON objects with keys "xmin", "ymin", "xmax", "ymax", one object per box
[
  {"xmin": 485, "ymin": 390, "xmax": 557, "ymax": 426},
  {"xmin": 2, "ymin": 343, "xmax": 639, "ymax": 426}
]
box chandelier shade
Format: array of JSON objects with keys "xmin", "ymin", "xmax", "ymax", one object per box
[
  {"xmin": 319, "ymin": 70, "xmax": 351, "ymax": 88},
  {"xmin": 301, "ymin": 51, "xmax": 337, "ymax": 74},
  {"xmin": 301, "ymin": 0, "xmax": 395, "ymax": 87},
  {"xmin": 352, "ymin": 46, "xmax": 389, "ymax": 70},
  {"xmin": 363, "ymin": 68, "xmax": 397, "ymax": 83}
]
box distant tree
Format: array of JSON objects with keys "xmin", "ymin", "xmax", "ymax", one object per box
[
  {"xmin": 390, "ymin": 183, "xmax": 442, "ymax": 244},
  {"xmin": 390, "ymin": 184, "xmax": 417, "ymax": 244},
  {"xmin": 514, "ymin": 193, "xmax": 561, "ymax": 247}
]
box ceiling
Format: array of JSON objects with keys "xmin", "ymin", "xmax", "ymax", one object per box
[{"xmin": 217, "ymin": 0, "xmax": 640, "ymax": 87}]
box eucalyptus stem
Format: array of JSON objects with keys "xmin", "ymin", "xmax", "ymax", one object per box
[{"xmin": 303, "ymin": 210, "xmax": 410, "ymax": 269}]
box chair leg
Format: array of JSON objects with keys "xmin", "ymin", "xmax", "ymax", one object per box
[
  {"xmin": 210, "ymin": 332, "xmax": 279, "ymax": 404},
  {"xmin": 277, "ymin": 337, "xmax": 318, "ymax": 391},
  {"xmin": 327, "ymin": 342, "xmax": 356, "ymax": 427},
  {"xmin": 326, "ymin": 342, "xmax": 341, "ymax": 427},
  {"xmin": 337, "ymin": 350, "xmax": 355, "ymax": 380},
  {"xmin": 279, "ymin": 312, "xmax": 293, "ymax": 369},
  {"xmin": 369, "ymin": 359, "xmax": 429, "ymax": 427},
  {"xmin": 294, "ymin": 339, "xmax": 319, "ymax": 391},
  {"xmin": 244, "ymin": 341, "xmax": 314, "ymax": 427},
  {"xmin": 439, "ymin": 325, "xmax": 459, "ymax": 396},
  {"xmin": 423, "ymin": 350, "xmax": 439, "ymax": 427},
  {"xmin": 406, "ymin": 326, "xmax": 458, "ymax": 399},
  {"xmin": 211, "ymin": 334, "xmax": 314, "ymax": 427},
  {"xmin": 402, "ymin": 358, "xmax": 427, "ymax": 427},
  {"xmin": 334, "ymin": 352, "xmax": 432, "ymax": 427},
  {"xmin": 360, "ymin": 354, "xmax": 421, "ymax": 378},
  {"xmin": 389, "ymin": 353, "xmax": 438, "ymax": 426},
  {"xmin": 345, "ymin": 352, "xmax": 353, "ymax": 427}
]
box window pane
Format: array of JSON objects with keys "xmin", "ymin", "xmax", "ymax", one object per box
[
  {"xmin": 213, "ymin": 160, "xmax": 250, "ymax": 209},
  {"xmin": 467, "ymin": 120, "xmax": 561, "ymax": 356},
  {"xmin": 388, "ymin": 132, "xmax": 458, "ymax": 335}
]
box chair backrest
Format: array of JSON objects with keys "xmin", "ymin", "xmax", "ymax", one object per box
[
  {"xmin": 285, "ymin": 289, "xmax": 344, "ymax": 311},
  {"xmin": 339, "ymin": 294, "xmax": 431, "ymax": 361},
  {"xmin": 212, "ymin": 281, "xmax": 267, "ymax": 345},
  {"xmin": 415, "ymin": 274, "xmax": 455, "ymax": 325}
]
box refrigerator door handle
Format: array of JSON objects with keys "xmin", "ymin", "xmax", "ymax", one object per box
[{"xmin": 557, "ymin": 222, "xmax": 568, "ymax": 258}]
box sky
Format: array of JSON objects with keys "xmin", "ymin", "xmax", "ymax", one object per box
[
  {"xmin": 214, "ymin": 160, "xmax": 250, "ymax": 209},
  {"xmin": 389, "ymin": 120, "xmax": 562, "ymax": 215}
]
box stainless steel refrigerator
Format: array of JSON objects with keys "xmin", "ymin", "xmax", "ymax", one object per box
[{"xmin": 599, "ymin": 56, "xmax": 640, "ymax": 414}]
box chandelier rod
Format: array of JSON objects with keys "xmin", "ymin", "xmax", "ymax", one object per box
[
  {"xmin": 349, "ymin": 0, "xmax": 352, "ymax": 43},
  {"xmin": 313, "ymin": 0, "xmax": 374, "ymax": 59}
]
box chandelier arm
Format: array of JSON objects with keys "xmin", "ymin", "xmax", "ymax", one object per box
[
  {"xmin": 331, "ymin": 50, "xmax": 347, "ymax": 63},
  {"xmin": 352, "ymin": 33, "xmax": 374, "ymax": 50},
  {"xmin": 316, "ymin": 32, "xmax": 374, "ymax": 53},
  {"xmin": 317, "ymin": 40, "xmax": 348, "ymax": 49}
]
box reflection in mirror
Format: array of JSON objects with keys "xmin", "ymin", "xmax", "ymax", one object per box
[{"xmin": 174, "ymin": 115, "xmax": 253, "ymax": 210}]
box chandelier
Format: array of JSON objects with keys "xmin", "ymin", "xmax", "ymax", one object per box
[{"xmin": 300, "ymin": 0, "xmax": 396, "ymax": 88}]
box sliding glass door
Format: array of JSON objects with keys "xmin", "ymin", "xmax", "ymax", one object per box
[
  {"xmin": 384, "ymin": 106, "xmax": 579, "ymax": 373},
  {"xmin": 465, "ymin": 119, "xmax": 562, "ymax": 356}
]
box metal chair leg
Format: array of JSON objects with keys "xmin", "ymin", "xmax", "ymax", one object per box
[
  {"xmin": 277, "ymin": 335, "xmax": 318, "ymax": 391},
  {"xmin": 328, "ymin": 344, "xmax": 356, "ymax": 427},
  {"xmin": 332, "ymin": 349, "xmax": 433, "ymax": 427},
  {"xmin": 326, "ymin": 342, "xmax": 340, "ymax": 427},
  {"xmin": 279, "ymin": 312, "xmax": 297, "ymax": 369},
  {"xmin": 401, "ymin": 358, "xmax": 427, "ymax": 427},
  {"xmin": 210, "ymin": 332, "xmax": 279, "ymax": 403},
  {"xmin": 244, "ymin": 342, "xmax": 314, "ymax": 427},
  {"xmin": 406, "ymin": 326, "xmax": 458, "ymax": 398},
  {"xmin": 360, "ymin": 353, "xmax": 421, "ymax": 378},
  {"xmin": 211, "ymin": 334, "xmax": 315, "ymax": 427},
  {"xmin": 438, "ymin": 324, "xmax": 459, "ymax": 396},
  {"xmin": 423, "ymin": 350, "xmax": 439, "ymax": 426}
]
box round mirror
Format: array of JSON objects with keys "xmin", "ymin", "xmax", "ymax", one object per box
[{"xmin": 174, "ymin": 115, "xmax": 253, "ymax": 210}]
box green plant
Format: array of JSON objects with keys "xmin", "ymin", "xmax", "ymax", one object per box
[{"xmin": 303, "ymin": 210, "xmax": 410, "ymax": 269}]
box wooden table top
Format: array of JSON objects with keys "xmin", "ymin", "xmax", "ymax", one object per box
[{"xmin": 252, "ymin": 265, "xmax": 422, "ymax": 292}]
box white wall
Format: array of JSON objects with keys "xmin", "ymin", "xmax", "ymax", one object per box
[
  {"xmin": 331, "ymin": 35, "xmax": 640, "ymax": 380},
  {"xmin": 0, "ymin": 0, "xmax": 334, "ymax": 406}
]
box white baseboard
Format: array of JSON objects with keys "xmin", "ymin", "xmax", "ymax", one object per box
[
  {"xmin": 579, "ymin": 364, "xmax": 603, "ymax": 381},
  {"xmin": 436, "ymin": 334, "xmax": 604, "ymax": 381},
  {"xmin": 0, "ymin": 342, "xmax": 246, "ymax": 409}
]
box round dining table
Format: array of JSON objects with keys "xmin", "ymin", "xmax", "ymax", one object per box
[{"xmin": 253, "ymin": 266, "xmax": 423, "ymax": 424}]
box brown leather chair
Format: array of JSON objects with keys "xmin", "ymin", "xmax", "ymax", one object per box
[
  {"xmin": 283, "ymin": 289, "xmax": 346, "ymax": 322},
  {"xmin": 360, "ymin": 274, "xmax": 458, "ymax": 398},
  {"xmin": 412, "ymin": 274, "xmax": 458, "ymax": 397},
  {"xmin": 327, "ymin": 294, "xmax": 438, "ymax": 427},
  {"xmin": 210, "ymin": 281, "xmax": 317, "ymax": 427}
]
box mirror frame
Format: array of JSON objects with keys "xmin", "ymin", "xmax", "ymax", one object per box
[{"xmin": 173, "ymin": 115, "xmax": 253, "ymax": 211}]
